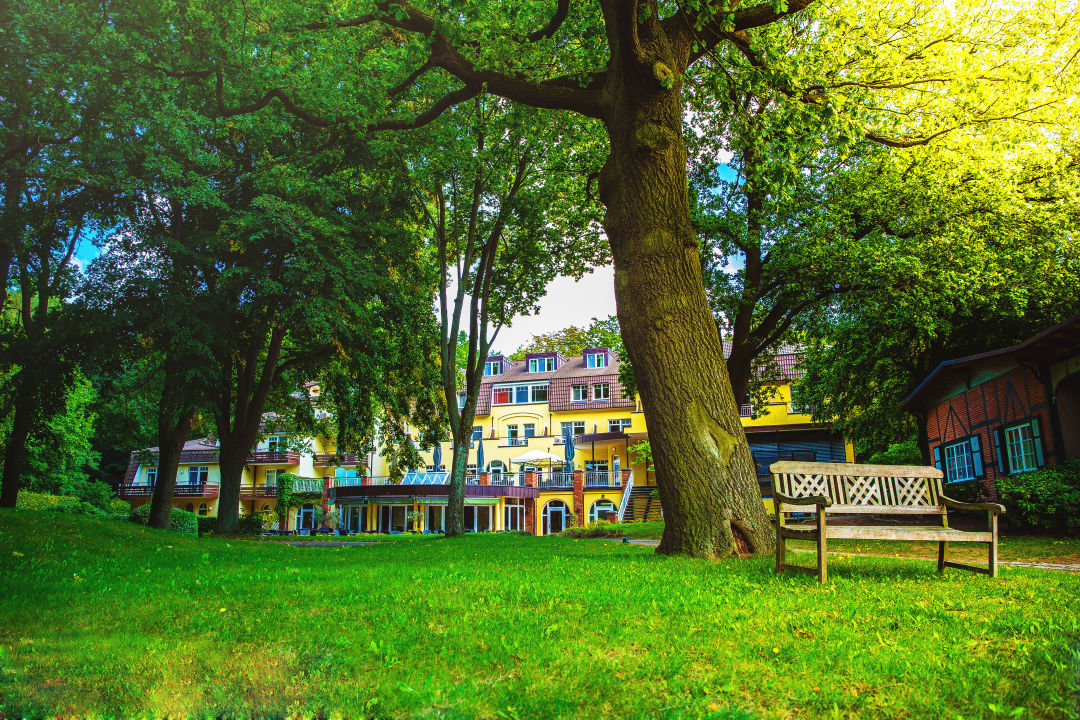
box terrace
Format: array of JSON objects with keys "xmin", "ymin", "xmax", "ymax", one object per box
[
  {"xmin": 118, "ymin": 482, "xmax": 219, "ymax": 499},
  {"xmin": 247, "ymin": 451, "xmax": 301, "ymax": 465},
  {"xmin": 312, "ymin": 453, "xmax": 365, "ymax": 468}
]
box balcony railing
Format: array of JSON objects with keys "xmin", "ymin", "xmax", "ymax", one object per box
[
  {"xmin": 539, "ymin": 472, "xmax": 574, "ymax": 489},
  {"xmin": 464, "ymin": 474, "xmax": 481, "ymax": 484},
  {"xmin": 247, "ymin": 451, "xmax": 301, "ymax": 465},
  {"xmin": 585, "ymin": 471, "xmax": 618, "ymax": 487},
  {"xmin": 503, "ymin": 437, "xmax": 529, "ymax": 447},
  {"xmin": 291, "ymin": 478, "xmax": 324, "ymax": 494},
  {"xmin": 119, "ymin": 482, "xmax": 220, "ymax": 498},
  {"xmin": 739, "ymin": 405, "xmax": 754, "ymax": 418},
  {"xmin": 240, "ymin": 485, "xmax": 277, "ymax": 498},
  {"xmin": 312, "ymin": 453, "xmax": 363, "ymax": 467}
]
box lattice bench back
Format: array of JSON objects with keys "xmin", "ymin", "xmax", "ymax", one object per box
[{"xmin": 770, "ymin": 461, "xmax": 945, "ymax": 515}]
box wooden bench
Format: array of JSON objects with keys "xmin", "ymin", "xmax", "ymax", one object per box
[{"xmin": 771, "ymin": 461, "xmax": 1005, "ymax": 582}]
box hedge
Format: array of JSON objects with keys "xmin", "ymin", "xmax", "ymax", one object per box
[
  {"xmin": 997, "ymin": 459, "xmax": 1080, "ymax": 533},
  {"xmin": 128, "ymin": 504, "xmax": 199, "ymax": 535}
]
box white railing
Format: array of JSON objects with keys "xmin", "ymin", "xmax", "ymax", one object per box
[
  {"xmin": 739, "ymin": 404, "xmax": 754, "ymax": 417},
  {"xmin": 584, "ymin": 471, "xmax": 618, "ymax": 487},
  {"xmin": 540, "ymin": 472, "xmax": 574, "ymax": 489},
  {"xmin": 292, "ymin": 478, "xmax": 324, "ymax": 493},
  {"xmin": 617, "ymin": 470, "xmax": 634, "ymax": 521},
  {"xmin": 506, "ymin": 437, "xmax": 528, "ymax": 447},
  {"xmin": 490, "ymin": 473, "xmax": 514, "ymax": 486}
]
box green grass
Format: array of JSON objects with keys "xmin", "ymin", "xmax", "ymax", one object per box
[{"xmin": 1, "ymin": 510, "xmax": 1078, "ymax": 719}]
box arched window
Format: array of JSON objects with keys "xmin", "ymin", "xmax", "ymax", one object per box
[
  {"xmin": 542, "ymin": 500, "xmax": 569, "ymax": 535},
  {"xmin": 185, "ymin": 503, "xmax": 194, "ymax": 512},
  {"xmin": 589, "ymin": 499, "xmax": 617, "ymax": 524},
  {"xmin": 261, "ymin": 504, "xmax": 271, "ymax": 513},
  {"xmin": 198, "ymin": 503, "xmax": 208, "ymax": 516},
  {"xmin": 489, "ymin": 460, "xmax": 505, "ymax": 478}
]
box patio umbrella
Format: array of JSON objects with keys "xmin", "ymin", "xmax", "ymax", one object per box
[
  {"xmin": 432, "ymin": 442, "xmax": 442, "ymax": 470},
  {"xmin": 563, "ymin": 426, "xmax": 575, "ymax": 469},
  {"xmin": 509, "ymin": 449, "xmax": 566, "ymax": 466},
  {"xmin": 476, "ymin": 436, "xmax": 485, "ymax": 470}
]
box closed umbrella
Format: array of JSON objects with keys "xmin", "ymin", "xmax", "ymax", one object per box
[
  {"xmin": 563, "ymin": 426, "xmax": 575, "ymax": 470},
  {"xmin": 432, "ymin": 442, "xmax": 442, "ymax": 470},
  {"xmin": 476, "ymin": 436, "xmax": 485, "ymax": 470}
]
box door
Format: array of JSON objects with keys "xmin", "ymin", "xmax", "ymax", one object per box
[
  {"xmin": 426, "ymin": 505, "xmax": 445, "ymax": 533},
  {"xmin": 543, "ymin": 501, "xmax": 567, "ymax": 535}
]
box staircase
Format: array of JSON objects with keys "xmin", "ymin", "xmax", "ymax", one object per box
[{"xmin": 621, "ymin": 486, "xmax": 663, "ymax": 522}]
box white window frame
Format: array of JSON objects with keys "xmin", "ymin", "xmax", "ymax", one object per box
[
  {"xmin": 504, "ymin": 499, "xmax": 524, "ymax": 532},
  {"xmin": 586, "ymin": 352, "xmax": 608, "ymax": 369},
  {"xmin": 506, "ymin": 424, "xmax": 519, "ymax": 439},
  {"xmin": 1005, "ymin": 423, "xmax": 1038, "ymax": 472},
  {"xmin": 530, "ymin": 384, "xmax": 548, "ymax": 403},
  {"xmin": 145, "ymin": 467, "xmax": 158, "ymax": 486},
  {"xmin": 484, "ymin": 361, "xmax": 500, "ymax": 376},
  {"xmin": 528, "ymin": 357, "xmax": 554, "ymax": 373},
  {"xmin": 267, "ymin": 435, "xmax": 286, "ymax": 452},
  {"xmin": 592, "ymin": 382, "xmax": 610, "ymax": 401},
  {"xmin": 571, "ymin": 384, "xmax": 587, "ymax": 402},
  {"xmin": 589, "ymin": 499, "xmax": 617, "ymax": 523},
  {"xmin": 943, "ymin": 440, "xmax": 975, "ymax": 482},
  {"xmin": 187, "ymin": 466, "xmax": 209, "ymax": 485},
  {"xmin": 493, "ymin": 386, "xmax": 513, "ymax": 405},
  {"xmin": 561, "ymin": 421, "xmax": 585, "ymax": 436},
  {"xmin": 265, "ymin": 468, "xmax": 280, "ymax": 487},
  {"xmin": 608, "ymin": 418, "xmax": 631, "ymax": 433},
  {"xmin": 523, "ymin": 423, "xmax": 536, "ymax": 438}
]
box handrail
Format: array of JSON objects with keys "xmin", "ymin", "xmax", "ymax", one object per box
[{"xmin": 616, "ymin": 470, "xmax": 634, "ymax": 521}]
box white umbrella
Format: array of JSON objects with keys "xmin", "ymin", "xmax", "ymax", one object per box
[{"xmin": 508, "ymin": 449, "xmax": 566, "ymax": 466}]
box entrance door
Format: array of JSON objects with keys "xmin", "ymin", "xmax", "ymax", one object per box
[
  {"xmin": 464, "ymin": 505, "xmax": 475, "ymax": 532},
  {"xmin": 543, "ymin": 501, "xmax": 568, "ymax": 535},
  {"xmin": 378, "ymin": 505, "xmax": 408, "ymax": 533},
  {"xmin": 297, "ymin": 504, "xmax": 315, "ymax": 530},
  {"xmin": 426, "ymin": 505, "xmax": 445, "ymax": 533}
]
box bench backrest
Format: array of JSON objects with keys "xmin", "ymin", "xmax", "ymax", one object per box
[{"xmin": 770, "ymin": 461, "xmax": 945, "ymax": 515}]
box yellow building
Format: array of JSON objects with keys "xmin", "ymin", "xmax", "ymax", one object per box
[{"xmin": 335, "ymin": 347, "xmax": 853, "ymax": 535}]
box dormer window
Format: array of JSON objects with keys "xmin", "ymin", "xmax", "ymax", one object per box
[
  {"xmin": 528, "ymin": 356, "xmax": 556, "ymax": 373},
  {"xmin": 484, "ymin": 360, "xmax": 501, "ymax": 376},
  {"xmin": 457, "ymin": 392, "xmax": 466, "ymax": 409},
  {"xmin": 586, "ymin": 351, "xmax": 608, "ymax": 369}
]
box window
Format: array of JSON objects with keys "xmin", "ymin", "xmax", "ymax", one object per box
[
  {"xmin": 472, "ymin": 426, "xmax": 483, "ymax": 440},
  {"xmin": 515, "ymin": 385, "xmax": 530, "ymax": 404},
  {"xmin": 609, "ymin": 418, "xmax": 632, "ymax": 433},
  {"xmin": 1005, "ymin": 423, "xmax": 1039, "ymax": 472},
  {"xmin": 571, "ymin": 384, "xmax": 587, "ymax": 402},
  {"xmin": 457, "ymin": 392, "xmax": 466, "ymax": 409},
  {"xmin": 265, "ymin": 468, "xmax": 279, "ymax": 487},
  {"xmin": 187, "ymin": 466, "xmax": 208, "ymax": 485},
  {"xmin": 530, "ymin": 384, "xmax": 548, "ymax": 403},
  {"xmin": 145, "ymin": 467, "xmax": 158, "ymax": 486},
  {"xmin": 493, "ymin": 387, "xmax": 512, "ymax": 405},
  {"xmin": 586, "ymin": 352, "xmax": 608, "ymax": 368},
  {"xmin": 507, "ymin": 424, "xmax": 519, "ymax": 439},
  {"xmin": 542, "ymin": 500, "xmax": 569, "ymax": 535},
  {"xmin": 561, "ymin": 421, "xmax": 585, "ymax": 436},
  {"xmin": 261, "ymin": 504, "xmax": 271, "ymax": 513},
  {"xmin": 589, "ymin": 499, "xmax": 617, "ymax": 523},
  {"xmin": 789, "ymin": 388, "xmax": 808, "ymax": 414},
  {"xmin": 185, "ymin": 503, "xmax": 195, "ymax": 512},
  {"xmin": 528, "ymin": 357, "xmax": 556, "ymax": 373},
  {"xmin": 592, "ymin": 383, "xmax": 610, "ymax": 401},
  {"xmin": 198, "ymin": 503, "xmax": 208, "ymax": 516},
  {"xmin": 267, "ymin": 435, "xmax": 286, "ymax": 452},
  {"xmin": 504, "ymin": 498, "xmax": 525, "ymax": 531},
  {"xmin": 524, "ymin": 423, "xmax": 536, "ymax": 438},
  {"xmin": 944, "ymin": 441, "xmax": 975, "ymax": 482},
  {"xmin": 484, "ymin": 360, "xmax": 501, "ymax": 376}
]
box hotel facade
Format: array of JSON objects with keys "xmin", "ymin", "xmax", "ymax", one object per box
[{"xmin": 120, "ymin": 347, "xmax": 853, "ymax": 533}]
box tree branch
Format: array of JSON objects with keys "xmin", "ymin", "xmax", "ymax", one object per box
[{"xmin": 527, "ymin": 0, "xmax": 571, "ymax": 41}]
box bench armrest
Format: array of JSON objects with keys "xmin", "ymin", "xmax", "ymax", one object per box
[
  {"xmin": 940, "ymin": 495, "xmax": 1005, "ymax": 515},
  {"xmin": 774, "ymin": 491, "xmax": 832, "ymax": 509}
]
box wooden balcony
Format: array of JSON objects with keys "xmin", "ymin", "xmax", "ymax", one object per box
[
  {"xmin": 119, "ymin": 483, "xmax": 220, "ymax": 499},
  {"xmin": 312, "ymin": 453, "xmax": 364, "ymax": 468},
  {"xmin": 246, "ymin": 451, "xmax": 301, "ymax": 465},
  {"xmin": 240, "ymin": 485, "xmax": 277, "ymax": 499}
]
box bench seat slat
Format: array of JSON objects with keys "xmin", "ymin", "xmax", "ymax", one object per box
[
  {"xmin": 780, "ymin": 525, "xmax": 992, "ymax": 542},
  {"xmin": 778, "ymin": 504, "xmax": 945, "ymax": 515}
]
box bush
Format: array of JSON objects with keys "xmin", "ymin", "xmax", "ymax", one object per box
[
  {"xmin": 66, "ymin": 479, "xmax": 115, "ymax": 511},
  {"xmin": 128, "ymin": 504, "xmax": 199, "ymax": 535},
  {"xmin": 997, "ymin": 460, "xmax": 1080, "ymax": 534},
  {"xmin": 561, "ymin": 521, "xmax": 621, "ymax": 539},
  {"xmin": 197, "ymin": 515, "xmax": 217, "ymax": 536},
  {"xmin": 16, "ymin": 491, "xmax": 77, "ymax": 512},
  {"xmin": 867, "ymin": 440, "xmax": 923, "ymax": 465}
]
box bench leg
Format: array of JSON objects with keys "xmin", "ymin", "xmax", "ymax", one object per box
[
  {"xmin": 816, "ymin": 511, "xmax": 827, "ymax": 583},
  {"xmin": 775, "ymin": 532, "xmax": 785, "ymax": 574},
  {"xmin": 937, "ymin": 541, "xmax": 947, "ymax": 573},
  {"xmin": 989, "ymin": 512, "xmax": 998, "ymax": 578}
]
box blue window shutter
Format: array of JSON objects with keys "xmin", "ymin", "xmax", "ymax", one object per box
[
  {"xmin": 994, "ymin": 427, "xmax": 1010, "ymax": 475},
  {"xmin": 1031, "ymin": 417, "xmax": 1045, "ymax": 466},
  {"xmin": 970, "ymin": 435, "xmax": 983, "ymax": 477},
  {"xmin": 932, "ymin": 446, "xmax": 942, "ymax": 474}
]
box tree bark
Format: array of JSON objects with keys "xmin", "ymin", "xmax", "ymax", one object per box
[
  {"xmin": 598, "ymin": 20, "xmax": 774, "ymax": 558},
  {"xmin": 446, "ymin": 436, "xmax": 469, "ymax": 535},
  {"xmin": 216, "ymin": 444, "xmax": 249, "ymax": 532},
  {"xmin": 0, "ymin": 381, "xmax": 33, "ymax": 508},
  {"xmin": 148, "ymin": 411, "xmax": 195, "ymax": 530}
]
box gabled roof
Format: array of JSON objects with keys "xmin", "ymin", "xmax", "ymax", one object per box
[{"xmin": 901, "ymin": 313, "xmax": 1080, "ymax": 411}]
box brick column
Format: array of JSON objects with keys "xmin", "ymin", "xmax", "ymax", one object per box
[
  {"xmin": 525, "ymin": 498, "xmax": 536, "ymax": 535},
  {"xmin": 479, "ymin": 472, "xmax": 491, "ymax": 486},
  {"xmin": 621, "ymin": 468, "xmax": 632, "ymax": 484},
  {"xmin": 573, "ymin": 470, "xmax": 585, "ymax": 526},
  {"xmin": 321, "ymin": 477, "xmax": 331, "ymax": 517},
  {"xmin": 524, "ymin": 471, "xmax": 538, "ymax": 487}
]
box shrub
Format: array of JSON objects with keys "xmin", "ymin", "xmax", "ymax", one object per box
[
  {"xmin": 996, "ymin": 460, "xmax": 1080, "ymax": 534},
  {"xmin": 66, "ymin": 479, "xmax": 115, "ymax": 511},
  {"xmin": 238, "ymin": 512, "xmax": 270, "ymax": 535},
  {"xmin": 16, "ymin": 491, "xmax": 77, "ymax": 512},
  {"xmin": 562, "ymin": 521, "xmax": 621, "ymax": 539},
  {"xmin": 867, "ymin": 440, "xmax": 923, "ymax": 466},
  {"xmin": 128, "ymin": 504, "xmax": 199, "ymax": 535},
  {"xmin": 197, "ymin": 515, "xmax": 218, "ymax": 536}
]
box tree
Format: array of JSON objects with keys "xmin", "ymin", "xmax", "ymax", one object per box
[
  {"xmin": 414, "ymin": 99, "xmax": 601, "ymax": 535},
  {"xmin": 118, "ymin": 0, "xmax": 1080, "ymax": 556},
  {"xmin": 510, "ymin": 316, "xmax": 623, "ymax": 360}
]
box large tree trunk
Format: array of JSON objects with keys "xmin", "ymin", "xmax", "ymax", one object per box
[
  {"xmin": 148, "ymin": 412, "xmax": 194, "ymax": 530},
  {"xmin": 445, "ymin": 437, "xmax": 469, "ymax": 536},
  {"xmin": 215, "ymin": 444, "xmax": 249, "ymax": 533},
  {"xmin": 598, "ymin": 43, "xmax": 774, "ymax": 558},
  {"xmin": 0, "ymin": 382, "xmax": 33, "ymax": 508}
]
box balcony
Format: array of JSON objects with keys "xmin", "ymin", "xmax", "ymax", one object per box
[
  {"xmin": 291, "ymin": 478, "xmax": 325, "ymax": 494},
  {"xmin": 240, "ymin": 485, "xmax": 277, "ymax": 499},
  {"xmin": 312, "ymin": 453, "xmax": 364, "ymax": 467},
  {"xmin": 539, "ymin": 472, "xmax": 574, "ymax": 489},
  {"xmin": 119, "ymin": 483, "xmax": 219, "ymax": 499},
  {"xmin": 247, "ymin": 451, "xmax": 301, "ymax": 465},
  {"xmin": 584, "ymin": 471, "xmax": 619, "ymax": 487},
  {"xmin": 739, "ymin": 405, "xmax": 754, "ymax": 418},
  {"xmin": 502, "ymin": 437, "xmax": 529, "ymax": 447}
]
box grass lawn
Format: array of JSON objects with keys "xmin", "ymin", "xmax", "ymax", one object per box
[{"xmin": 1, "ymin": 510, "xmax": 1078, "ymax": 719}]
